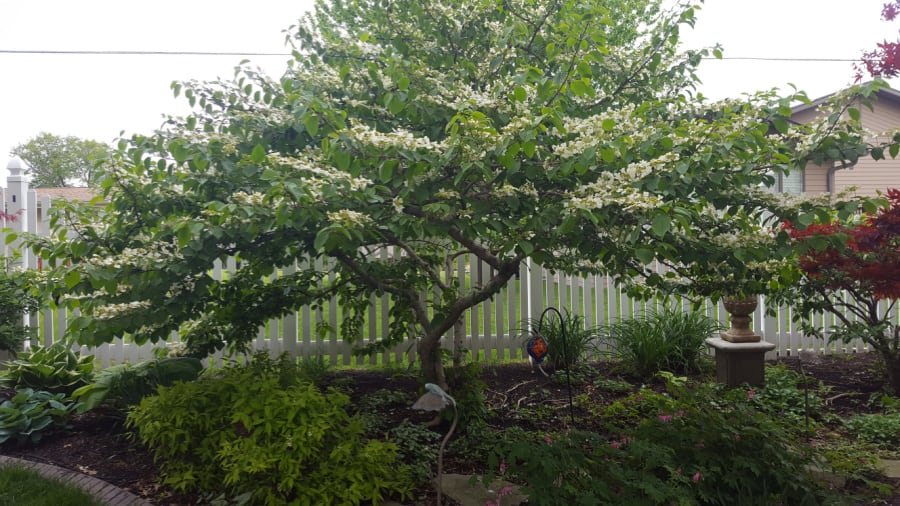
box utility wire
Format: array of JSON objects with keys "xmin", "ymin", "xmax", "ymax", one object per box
[
  {"xmin": 0, "ymin": 48, "xmax": 865, "ymax": 62},
  {"xmin": 0, "ymin": 49, "xmax": 289, "ymax": 56}
]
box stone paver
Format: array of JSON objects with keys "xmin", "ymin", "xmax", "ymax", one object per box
[
  {"xmin": 881, "ymin": 459, "xmax": 900, "ymax": 479},
  {"xmin": 436, "ymin": 473, "xmax": 527, "ymax": 506},
  {"xmin": 0, "ymin": 455, "xmax": 152, "ymax": 506}
]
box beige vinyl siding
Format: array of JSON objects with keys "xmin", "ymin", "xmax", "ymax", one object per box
[
  {"xmin": 829, "ymin": 95, "xmax": 900, "ymax": 197},
  {"xmin": 803, "ymin": 162, "xmax": 829, "ymax": 194}
]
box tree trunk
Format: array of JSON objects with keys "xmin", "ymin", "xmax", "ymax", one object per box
[
  {"xmin": 884, "ymin": 351, "xmax": 900, "ymax": 395},
  {"xmin": 452, "ymin": 318, "xmax": 465, "ymax": 367},
  {"xmin": 418, "ymin": 333, "xmax": 448, "ymax": 391}
]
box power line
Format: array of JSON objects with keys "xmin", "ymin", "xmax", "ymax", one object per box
[
  {"xmin": 0, "ymin": 49, "xmax": 290, "ymax": 57},
  {"xmin": 0, "ymin": 48, "xmax": 865, "ymax": 62}
]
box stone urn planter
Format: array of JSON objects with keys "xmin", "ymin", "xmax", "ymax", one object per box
[{"xmin": 721, "ymin": 295, "xmax": 761, "ymax": 343}]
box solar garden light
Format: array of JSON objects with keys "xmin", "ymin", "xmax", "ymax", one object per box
[{"xmin": 412, "ymin": 383, "xmax": 458, "ymax": 506}]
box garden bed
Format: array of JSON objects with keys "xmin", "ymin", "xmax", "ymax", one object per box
[{"xmin": 1, "ymin": 352, "xmax": 898, "ymax": 505}]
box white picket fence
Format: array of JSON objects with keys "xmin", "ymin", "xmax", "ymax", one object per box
[{"xmin": 0, "ymin": 158, "xmax": 885, "ymax": 368}]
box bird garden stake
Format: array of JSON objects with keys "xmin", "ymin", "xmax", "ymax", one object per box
[{"xmin": 412, "ymin": 383, "xmax": 458, "ymax": 506}]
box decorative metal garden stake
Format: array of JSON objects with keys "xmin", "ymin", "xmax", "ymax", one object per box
[
  {"xmin": 538, "ymin": 307, "xmax": 576, "ymax": 426},
  {"xmin": 412, "ymin": 383, "xmax": 458, "ymax": 506}
]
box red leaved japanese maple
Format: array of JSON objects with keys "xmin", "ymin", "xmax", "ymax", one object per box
[
  {"xmin": 856, "ymin": 1, "xmax": 900, "ymax": 81},
  {"xmin": 785, "ymin": 189, "xmax": 900, "ymax": 392}
]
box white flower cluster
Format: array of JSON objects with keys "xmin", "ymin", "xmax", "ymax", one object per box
[
  {"xmin": 327, "ymin": 209, "xmax": 373, "ymax": 227},
  {"xmin": 491, "ymin": 182, "xmax": 539, "ymax": 200},
  {"xmin": 94, "ymin": 300, "xmax": 152, "ymax": 320},
  {"xmin": 392, "ymin": 196, "xmax": 405, "ymax": 213},
  {"xmin": 87, "ymin": 243, "xmax": 183, "ymax": 270},
  {"xmin": 564, "ymin": 152, "xmax": 680, "ymax": 212},
  {"xmin": 552, "ymin": 106, "xmax": 649, "ymax": 160},
  {"xmin": 707, "ymin": 229, "xmax": 776, "ymax": 249},
  {"xmin": 231, "ymin": 191, "xmax": 266, "ymax": 206},
  {"xmin": 434, "ymin": 189, "xmax": 460, "ymax": 199},
  {"xmin": 267, "ymin": 154, "xmax": 372, "ymax": 191},
  {"xmin": 346, "ymin": 120, "xmax": 447, "ymax": 153}
]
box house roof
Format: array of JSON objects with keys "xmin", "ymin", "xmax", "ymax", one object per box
[
  {"xmin": 34, "ymin": 187, "xmax": 99, "ymax": 202},
  {"xmin": 791, "ymin": 84, "xmax": 900, "ymax": 115}
]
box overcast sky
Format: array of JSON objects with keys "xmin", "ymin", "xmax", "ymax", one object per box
[{"xmin": 1, "ymin": 0, "xmax": 898, "ymax": 182}]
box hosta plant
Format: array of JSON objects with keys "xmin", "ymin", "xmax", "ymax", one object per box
[
  {"xmin": 0, "ymin": 342, "xmax": 94, "ymax": 395},
  {"xmin": 0, "ymin": 388, "xmax": 77, "ymax": 445}
]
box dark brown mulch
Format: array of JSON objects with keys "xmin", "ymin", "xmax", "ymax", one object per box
[{"xmin": 0, "ymin": 352, "xmax": 898, "ymax": 505}]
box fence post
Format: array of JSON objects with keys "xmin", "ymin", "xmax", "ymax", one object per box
[{"xmin": 5, "ymin": 157, "xmax": 31, "ymax": 269}]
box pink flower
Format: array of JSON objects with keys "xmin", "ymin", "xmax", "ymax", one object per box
[
  {"xmin": 610, "ymin": 441, "xmax": 620, "ymax": 449},
  {"xmin": 746, "ymin": 389, "xmax": 757, "ymax": 400},
  {"xmin": 658, "ymin": 414, "xmax": 673, "ymax": 423},
  {"xmin": 501, "ymin": 486, "xmax": 513, "ymax": 495},
  {"xmin": 734, "ymin": 434, "xmax": 741, "ymax": 441},
  {"xmin": 543, "ymin": 435, "xmax": 553, "ymax": 445},
  {"xmin": 693, "ymin": 472, "xmax": 702, "ymax": 482},
  {"xmin": 499, "ymin": 460, "xmax": 507, "ymax": 475},
  {"xmin": 675, "ymin": 467, "xmax": 682, "ymax": 475}
]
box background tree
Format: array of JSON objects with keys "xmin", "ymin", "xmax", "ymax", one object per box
[
  {"xmin": 31, "ymin": 0, "xmax": 897, "ymax": 388},
  {"xmin": 856, "ymin": 1, "xmax": 900, "ymax": 80},
  {"xmin": 10, "ymin": 132, "xmax": 110, "ymax": 187},
  {"xmin": 780, "ymin": 189, "xmax": 900, "ymax": 392}
]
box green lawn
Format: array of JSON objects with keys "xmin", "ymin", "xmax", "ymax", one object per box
[{"xmin": 0, "ymin": 465, "xmax": 104, "ymax": 506}]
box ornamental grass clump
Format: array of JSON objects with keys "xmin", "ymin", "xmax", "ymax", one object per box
[
  {"xmin": 600, "ymin": 306, "xmax": 721, "ymax": 379},
  {"xmin": 126, "ymin": 353, "xmax": 412, "ymax": 505}
]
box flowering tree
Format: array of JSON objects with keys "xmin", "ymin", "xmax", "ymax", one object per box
[
  {"xmin": 782, "ymin": 189, "xmax": 900, "ymax": 392},
  {"xmin": 30, "ymin": 0, "xmax": 899, "ymax": 387},
  {"xmin": 856, "ymin": 1, "xmax": 900, "ymax": 80}
]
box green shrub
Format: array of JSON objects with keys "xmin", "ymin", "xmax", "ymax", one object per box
[
  {"xmin": 0, "ymin": 388, "xmax": 78, "ymax": 445},
  {"xmin": 0, "ymin": 342, "xmax": 94, "ymax": 395},
  {"xmin": 0, "ymin": 271, "xmax": 41, "ymax": 356},
  {"xmin": 495, "ymin": 383, "xmax": 828, "ymax": 506},
  {"xmin": 72, "ymin": 357, "xmax": 203, "ymax": 413},
  {"xmin": 126, "ymin": 356, "xmax": 413, "ymax": 505},
  {"xmin": 518, "ymin": 309, "xmax": 600, "ymax": 370},
  {"xmin": 600, "ymin": 306, "xmax": 721, "ymax": 378}
]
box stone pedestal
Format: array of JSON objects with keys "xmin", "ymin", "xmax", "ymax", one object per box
[{"xmin": 706, "ymin": 337, "xmax": 775, "ymax": 387}]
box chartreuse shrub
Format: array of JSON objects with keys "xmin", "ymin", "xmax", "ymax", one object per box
[
  {"xmin": 494, "ymin": 380, "xmax": 831, "ymax": 506},
  {"xmin": 126, "ymin": 354, "xmax": 412, "ymax": 505}
]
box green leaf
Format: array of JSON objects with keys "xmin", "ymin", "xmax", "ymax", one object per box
[
  {"xmin": 848, "ymin": 107, "xmax": 861, "ymax": 122},
  {"xmin": 890, "ymin": 143, "xmax": 899, "ymax": 159},
  {"xmin": 635, "ymin": 248, "xmax": 654, "ymax": 265},
  {"xmin": 772, "ymin": 118, "xmax": 789, "ymax": 134},
  {"xmin": 303, "ymin": 114, "xmax": 320, "ymax": 137},
  {"xmin": 250, "ymin": 144, "xmax": 266, "ymax": 163},
  {"xmin": 518, "ymin": 240, "xmax": 534, "ymax": 256},
  {"xmin": 651, "ymin": 215, "xmax": 671, "ymax": 238},
  {"xmin": 397, "ymin": 76, "xmax": 410, "ymax": 91},
  {"xmin": 64, "ymin": 270, "xmax": 81, "ymax": 289},
  {"xmin": 601, "ymin": 119, "xmax": 615, "ymax": 131},
  {"xmin": 514, "ymin": 86, "xmax": 527, "ymax": 102}
]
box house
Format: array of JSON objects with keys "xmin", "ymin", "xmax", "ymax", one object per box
[{"xmin": 787, "ymin": 86, "xmax": 900, "ymax": 197}]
